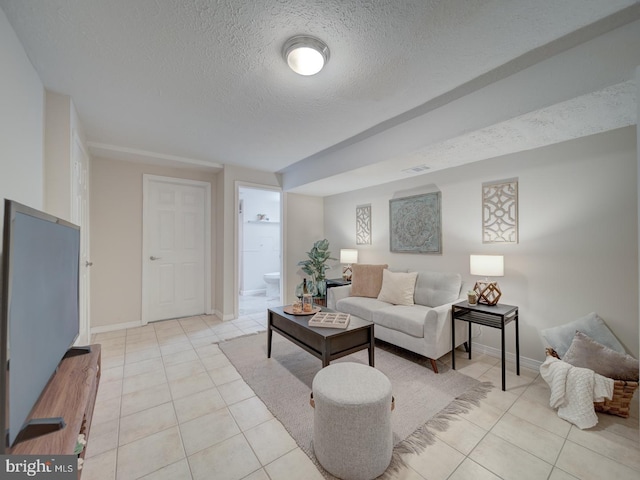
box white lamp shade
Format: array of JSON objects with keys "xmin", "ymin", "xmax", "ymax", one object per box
[
  {"xmin": 470, "ymin": 255, "xmax": 504, "ymax": 277},
  {"xmin": 340, "ymin": 249, "xmax": 358, "ymax": 264}
]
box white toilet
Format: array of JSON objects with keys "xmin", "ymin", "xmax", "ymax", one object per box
[{"xmin": 263, "ymin": 272, "xmax": 280, "ymax": 299}]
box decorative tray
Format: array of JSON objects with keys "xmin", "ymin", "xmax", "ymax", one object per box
[
  {"xmin": 283, "ymin": 305, "xmax": 321, "ymax": 316},
  {"xmin": 309, "ymin": 312, "xmax": 350, "ymax": 329}
]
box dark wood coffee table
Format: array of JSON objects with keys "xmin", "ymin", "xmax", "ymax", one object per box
[{"xmin": 267, "ymin": 306, "xmax": 375, "ymax": 367}]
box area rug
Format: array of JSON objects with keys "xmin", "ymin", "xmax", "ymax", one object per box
[{"xmin": 219, "ymin": 332, "xmax": 492, "ymax": 479}]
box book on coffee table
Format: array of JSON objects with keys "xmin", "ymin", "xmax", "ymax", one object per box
[{"xmin": 308, "ymin": 312, "xmax": 350, "ymax": 329}]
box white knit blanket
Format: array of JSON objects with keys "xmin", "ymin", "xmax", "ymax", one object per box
[{"xmin": 539, "ymin": 356, "xmax": 613, "ymax": 429}]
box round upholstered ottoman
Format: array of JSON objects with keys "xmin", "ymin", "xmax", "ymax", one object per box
[{"xmin": 312, "ymin": 362, "xmax": 393, "ymax": 480}]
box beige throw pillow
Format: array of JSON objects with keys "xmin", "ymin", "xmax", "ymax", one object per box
[
  {"xmin": 350, "ymin": 264, "xmax": 388, "ymax": 298},
  {"xmin": 563, "ymin": 331, "xmax": 638, "ymax": 381},
  {"xmin": 377, "ymin": 269, "xmax": 418, "ymax": 306}
]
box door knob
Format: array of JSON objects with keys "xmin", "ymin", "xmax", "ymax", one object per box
[
  {"xmin": 150, "ymin": 256, "xmax": 162, "ymax": 261},
  {"xmin": 85, "ymin": 261, "xmax": 93, "ymax": 267}
]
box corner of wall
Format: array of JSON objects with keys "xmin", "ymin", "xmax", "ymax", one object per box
[
  {"xmin": 44, "ymin": 91, "xmax": 72, "ymax": 220},
  {"xmin": 636, "ymin": 64, "xmax": 639, "ymax": 361}
]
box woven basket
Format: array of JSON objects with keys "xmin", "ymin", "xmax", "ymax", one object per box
[{"xmin": 545, "ymin": 348, "xmax": 638, "ymax": 418}]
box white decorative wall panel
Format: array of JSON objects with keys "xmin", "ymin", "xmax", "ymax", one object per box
[
  {"xmin": 356, "ymin": 204, "xmax": 371, "ymax": 245},
  {"xmin": 482, "ymin": 179, "xmax": 518, "ymax": 244}
]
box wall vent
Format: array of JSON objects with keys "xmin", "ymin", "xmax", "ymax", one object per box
[{"xmin": 402, "ymin": 164, "xmax": 430, "ymax": 175}]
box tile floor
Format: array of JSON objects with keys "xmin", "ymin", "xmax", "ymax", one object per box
[
  {"xmin": 238, "ymin": 293, "xmax": 281, "ymax": 316},
  {"xmin": 83, "ymin": 310, "xmax": 639, "ymax": 480}
]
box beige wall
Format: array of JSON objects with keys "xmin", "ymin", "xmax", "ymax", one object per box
[
  {"xmin": 91, "ymin": 159, "xmax": 326, "ymax": 327},
  {"xmin": 0, "ymin": 8, "xmax": 44, "ymax": 221},
  {"xmin": 90, "ymin": 157, "xmax": 219, "ymax": 329},
  {"xmin": 283, "ymin": 193, "xmax": 325, "ymax": 306},
  {"xmin": 324, "ymin": 127, "xmax": 639, "ymax": 363}
]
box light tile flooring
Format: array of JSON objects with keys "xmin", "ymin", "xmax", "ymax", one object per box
[
  {"xmin": 84, "ymin": 311, "xmax": 639, "ymax": 480},
  {"xmin": 238, "ymin": 293, "xmax": 281, "ymax": 316}
]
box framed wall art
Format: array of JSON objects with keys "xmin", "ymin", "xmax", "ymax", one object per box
[
  {"xmin": 356, "ymin": 204, "xmax": 371, "ymax": 245},
  {"xmin": 482, "ymin": 178, "xmax": 518, "ymax": 243},
  {"xmin": 389, "ymin": 192, "xmax": 441, "ymax": 254}
]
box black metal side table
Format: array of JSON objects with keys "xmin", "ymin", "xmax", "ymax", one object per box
[
  {"xmin": 314, "ymin": 279, "xmax": 352, "ymax": 307},
  {"xmin": 451, "ymin": 302, "xmax": 519, "ymax": 391},
  {"xmin": 325, "ymin": 278, "xmax": 351, "ymax": 288}
]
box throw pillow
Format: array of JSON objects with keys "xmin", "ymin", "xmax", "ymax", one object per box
[
  {"xmin": 563, "ymin": 331, "xmax": 638, "ymax": 381},
  {"xmin": 377, "ymin": 270, "xmax": 418, "ymax": 306},
  {"xmin": 413, "ymin": 271, "xmax": 462, "ymax": 307},
  {"xmin": 540, "ymin": 312, "xmax": 626, "ymax": 358},
  {"xmin": 350, "ymin": 264, "xmax": 388, "ymax": 298}
]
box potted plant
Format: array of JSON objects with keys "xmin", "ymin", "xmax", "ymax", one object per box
[{"xmin": 297, "ymin": 239, "xmax": 336, "ymax": 300}]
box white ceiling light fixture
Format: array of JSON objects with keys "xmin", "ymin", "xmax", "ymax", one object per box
[{"xmin": 283, "ymin": 35, "xmax": 330, "ymax": 76}]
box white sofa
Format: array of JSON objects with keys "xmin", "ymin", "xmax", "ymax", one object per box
[{"xmin": 327, "ymin": 270, "xmax": 470, "ymax": 373}]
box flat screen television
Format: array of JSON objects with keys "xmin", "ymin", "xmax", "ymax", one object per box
[{"xmin": 0, "ymin": 199, "xmax": 81, "ymax": 452}]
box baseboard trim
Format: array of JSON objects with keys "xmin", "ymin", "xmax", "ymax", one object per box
[
  {"xmin": 471, "ymin": 342, "xmax": 542, "ymax": 371},
  {"xmin": 214, "ymin": 309, "xmax": 235, "ymax": 321},
  {"xmin": 91, "ymin": 320, "xmax": 142, "ymax": 335}
]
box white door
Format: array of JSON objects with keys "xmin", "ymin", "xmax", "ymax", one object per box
[
  {"xmin": 71, "ymin": 132, "xmax": 91, "ymax": 345},
  {"xmin": 143, "ymin": 176, "xmax": 210, "ymax": 322}
]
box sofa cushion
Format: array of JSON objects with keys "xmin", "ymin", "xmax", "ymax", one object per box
[
  {"xmin": 413, "ymin": 271, "xmax": 462, "ymax": 307},
  {"xmin": 373, "ymin": 305, "xmax": 431, "ymax": 338},
  {"xmin": 377, "ymin": 270, "xmax": 418, "ymax": 306},
  {"xmin": 541, "ymin": 312, "xmax": 625, "ymax": 358},
  {"xmin": 350, "ymin": 264, "xmax": 388, "ymax": 298},
  {"xmin": 335, "ymin": 296, "xmax": 392, "ymax": 322},
  {"xmin": 562, "ymin": 331, "xmax": 638, "ymax": 381}
]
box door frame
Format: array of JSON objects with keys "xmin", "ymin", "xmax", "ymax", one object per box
[
  {"xmin": 71, "ymin": 129, "xmax": 91, "ymax": 345},
  {"xmin": 141, "ymin": 174, "xmax": 212, "ymax": 325},
  {"xmin": 235, "ymin": 181, "xmax": 283, "ymax": 318}
]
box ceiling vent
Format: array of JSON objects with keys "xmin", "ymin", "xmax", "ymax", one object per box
[{"xmin": 402, "ymin": 164, "xmax": 431, "ymax": 175}]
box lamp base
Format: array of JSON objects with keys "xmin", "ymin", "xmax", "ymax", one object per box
[
  {"xmin": 342, "ymin": 265, "xmax": 353, "ymax": 281},
  {"xmin": 473, "ymin": 281, "xmax": 502, "ymax": 305}
]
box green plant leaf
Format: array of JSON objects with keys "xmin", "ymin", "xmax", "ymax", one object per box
[{"xmin": 297, "ymin": 238, "xmax": 337, "ymax": 283}]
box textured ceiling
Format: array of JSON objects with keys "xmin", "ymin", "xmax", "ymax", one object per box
[{"xmin": 1, "ymin": 0, "xmax": 638, "ymax": 195}]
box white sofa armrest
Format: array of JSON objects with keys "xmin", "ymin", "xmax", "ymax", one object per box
[
  {"xmin": 424, "ymin": 302, "xmax": 453, "ymax": 338},
  {"xmin": 327, "ymin": 285, "xmax": 352, "ymax": 309},
  {"xmin": 423, "ymin": 292, "xmax": 466, "ymax": 341}
]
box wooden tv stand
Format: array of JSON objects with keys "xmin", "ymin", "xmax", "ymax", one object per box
[{"xmin": 8, "ymin": 344, "xmax": 101, "ymax": 473}]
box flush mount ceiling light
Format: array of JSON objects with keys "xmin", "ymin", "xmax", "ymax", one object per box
[{"xmin": 282, "ymin": 35, "xmax": 330, "ymax": 76}]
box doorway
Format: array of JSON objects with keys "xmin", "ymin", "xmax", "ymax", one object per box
[
  {"xmin": 142, "ymin": 175, "xmax": 211, "ymax": 323},
  {"xmin": 237, "ymin": 185, "xmax": 282, "ymax": 315}
]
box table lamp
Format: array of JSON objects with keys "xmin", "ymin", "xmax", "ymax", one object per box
[
  {"xmin": 470, "ymin": 254, "xmax": 504, "ymax": 305},
  {"xmin": 340, "ymin": 249, "xmax": 358, "ymax": 281}
]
